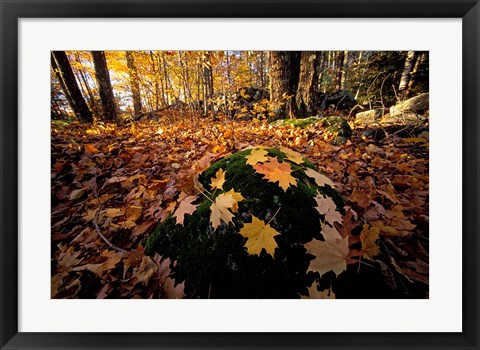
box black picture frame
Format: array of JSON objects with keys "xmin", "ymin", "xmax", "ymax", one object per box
[{"xmin": 1, "ymin": 0, "xmax": 479, "ymax": 349}]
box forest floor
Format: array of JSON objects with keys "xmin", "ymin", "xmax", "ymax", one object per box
[{"xmin": 51, "ymin": 112, "xmax": 429, "ymax": 299}]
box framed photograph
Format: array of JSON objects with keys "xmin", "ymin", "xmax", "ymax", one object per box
[{"xmin": 1, "ymin": 0, "xmax": 478, "ymax": 349}]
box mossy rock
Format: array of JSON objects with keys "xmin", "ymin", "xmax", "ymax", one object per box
[
  {"xmin": 271, "ymin": 116, "xmax": 352, "ymax": 145},
  {"xmin": 145, "ymin": 147, "xmax": 346, "ymax": 298},
  {"xmin": 318, "ymin": 116, "xmax": 352, "ymax": 145}
]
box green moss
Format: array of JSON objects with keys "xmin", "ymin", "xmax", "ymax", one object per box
[
  {"xmin": 270, "ymin": 116, "xmax": 352, "ymax": 145},
  {"xmin": 278, "ymin": 116, "xmax": 322, "ymax": 128},
  {"xmin": 145, "ymin": 147, "xmax": 346, "ymax": 298}
]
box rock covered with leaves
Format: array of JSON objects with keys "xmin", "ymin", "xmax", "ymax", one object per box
[{"xmin": 145, "ymin": 147, "xmax": 361, "ymax": 298}]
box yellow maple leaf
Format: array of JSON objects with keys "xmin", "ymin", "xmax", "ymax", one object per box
[
  {"xmin": 360, "ymin": 223, "xmax": 381, "ymax": 260},
  {"xmin": 254, "ymin": 157, "xmax": 297, "ymax": 191},
  {"xmin": 304, "ymin": 168, "xmax": 335, "ymax": 188},
  {"xmin": 225, "ymin": 188, "xmax": 244, "ymax": 212},
  {"xmin": 209, "ymin": 193, "xmax": 236, "ymax": 230},
  {"xmin": 280, "ymin": 146, "xmax": 304, "ymax": 164},
  {"xmin": 314, "ymin": 194, "xmax": 343, "ymax": 225},
  {"xmin": 210, "ymin": 168, "xmax": 226, "ymax": 190},
  {"xmin": 239, "ymin": 215, "xmax": 279, "ymax": 256},
  {"xmin": 305, "ymin": 223, "xmax": 349, "ymax": 277},
  {"xmin": 245, "ymin": 148, "xmax": 268, "ymax": 166}
]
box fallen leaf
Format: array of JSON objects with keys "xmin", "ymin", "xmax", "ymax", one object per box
[
  {"xmin": 69, "ymin": 187, "xmax": 87, "ymax": 200},
  {"xmin": 225, "ymin": 188, "xmax": 244, "ymax": 212},
  {"xmin": 335, "ymin": 207, "xmax": 359, "ymax": 238},
  {"xmin": 300, "ymin": 283, "xmax": 335, "ymax": 299},
  {"xmin": 133, "ymin": 256, "xmax": 158, "ymax": 286},
  {"xmin": 254, "ymin": 157, "xmax": 297, "ymax": 191},
  {"xmin": 306, "ymin": 223, "xmax": 349, "ymax": 277},
  {"xmin": 209, "ymin": 193, "xmax": 236, "ymax": 229},
  {"xmin": 360, "ymin": 223, "xmax": 381, "ymax": 260},
  {"xmin": 280, "ymin": 146, "xmax": 304, "ymax": 164},
  {"xmin": 304, "ymin": 168, "xmax": 335, "ymax": 188},
  {"xmin": 314, "ymin": 194, "xmax": 342, "ymax": 225},
  {"xmin": 239, "ymin": 215, "xmax": 280, "ymax": 256},
  {"xmin": 85, "ymin": 143, "xmax": 100, "ymax": 154},
  {"xmin": 210, "ymin": 168, "xmax": 226, "ymax": 190},
  {"xmin": 245, "ymin": 148, "xmax": 268, "ymax": 166},
  {"xmin": 173, "ymin": 195, "xmax": 199, "ymax": 225}
]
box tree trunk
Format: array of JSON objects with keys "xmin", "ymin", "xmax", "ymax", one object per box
[
  {"xmin": 202, "ymin": 51, "xmax": 214, "ymax": 115},
  {"xmin": 295, "ymin": 51, "xmax": 321, "ymax": 118},
  {"xmin": 74, "ymin": 53, "xmax": 99, "ymax": 117},
  {"xmin": 341, "ymin": 51, "xmax": 349, "ymax": 90},
  {"xmin": 335, "ymin": 51, "xmax": 345, "ymax": 91},
  {"xmin": 268, "ymin": 51, "xmax": 301, "ymax": 120},
  {"xmin": 91, "ymin": 51, "xmax": 118, "ymax": 121},
  {"xmin": 259, "ymin": 51, "xmax": 265, "ymax": 88},
  {"xmin": 126, "ymin": 51, "xmax": 143, "ymax": 117},
  {"xmin": 406, "ymin": 51, "xmax": 427, "ymax": 97},
  {"xmin": 51, "ymin": 51, "xmax": 93, "ymax": 123},
  {"xmin": 398, "ymin": 51, "xmax": 418, "ymax": 100}
]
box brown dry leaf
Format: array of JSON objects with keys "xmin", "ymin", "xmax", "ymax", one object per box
[
  {"xmin": 126, "ymin": 206, "xmax": 142, "ymax": 222},
  {"xmin": 376, "ymin": 188, "xmax": 400, "ymax": 204},
  {"xmin": 132, "ymin": 221, "xmax": 155, "ymax": 237},
  {"xmin": 239, "ymin": 215, "xmax": 280, "ymax": 256},
  {"xmin": 335, "ymin": 207, "xmax": 359, "ymax": 239},
  {"xmin": 254, "ymin": 157, "xmax": 297, "ymax": 191},
  {"xmin": 72, "ymin": 250, "xmax": 122, "ymax": 277},
  {"xmin": 306, "ymin": 223, "xmax": 349, "ymax": 277},
  {"xmin": 173, "ymin": 195, "xmax": 199, "ymax": 225},
  {"xmin": 363, "ymin": 201, "xmax": 386, "ymax": 221},
  {"xmin": 314, "ymin": 194, "xmax": 342, "ymax": 225},
  {"xmin": 57, "ymin": 248, "xmax": 83, "ymax": 273},
  {"xmin": 161, "ymin": 277, "xmax": 186, "ymax": 299},
  {"xmin": 350, "ymin": 188, "xmax": 372, "ymax": 208},
  {"xmin": 103, "ymin": 207, "xmax": 125, "ymax": 218},
  {"xmin": 69, "ymin": 187, "xmax": 87, "ymax": 201},
  {"xmin": 191, "ymin": 152, "xmax": 215, "ymax": 175},
  {"xmin": 370, "ymin": 220, "xmax": 405, "ymax": 237},
  {"xmin": 133, "ymin": 256, "xmax": 158, "ymax": 286},
  {"xmin": 210, "ymin": 168, "xmax": 226, "ymax": 190},
  {"xmin": 300, "ymin": 283, "xmax": 335, "ymax": 299},
  {"xmin": 245, "ymin": 148, "xmax": 268, "ymax": 166},
  {"xmin": 360, "ymin": 223, "xmax": 381, "ymax": 260}
]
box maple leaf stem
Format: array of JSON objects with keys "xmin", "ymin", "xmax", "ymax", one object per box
[
  {"xmin": 267, "ymin": 207, "xmax": 282, "ymax": 226},
  {"xmin": 194, "ymin": 185, "xmax": 214, "ymax": 203}
]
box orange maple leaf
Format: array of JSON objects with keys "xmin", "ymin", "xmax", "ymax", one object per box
[{"xmin": 254, "ymin": 157, "xmax": 297, "ymax": 191}]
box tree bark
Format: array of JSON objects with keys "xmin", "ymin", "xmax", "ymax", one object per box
[
  {"xmin": 335, "ymin": 51, "xmax": 345, "ymax": 91},
  {"xmin": 91, "ymin": 51, "xmax": 118, "ymax": 121},
  {"xmin": 268, "ymin": 51, "xmax": 301, "ymax": 120},
  {"xmin": 126, "ymin": 51, "xmax": 143, "ymax": 116},
  {"xmin": 51, "ymin": 51, "xmax": 93, "ymax": 123},
  {"xmin": 295, "ymin": 51, "xmax": 321, "ymax": 118},
  {"xmin": 398, "ymin": 51, "xmax": 418, "ymax": 100},
  {"xmin": 202, "ymin": 51, "xmax": 214, "ymax": 115}
]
